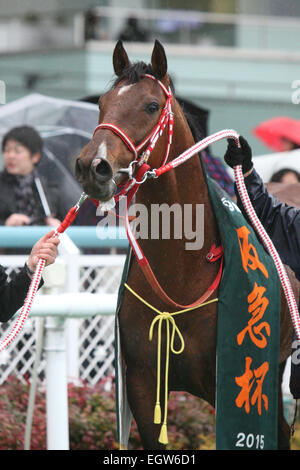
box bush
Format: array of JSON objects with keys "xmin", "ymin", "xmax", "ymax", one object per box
[
  {"xmin": 0, "ymin": 375, "xmax": 215, "ymax": 450},
  {"xmin": 0, "ymin": 375, "xmax": 46, "ymax": 449}
]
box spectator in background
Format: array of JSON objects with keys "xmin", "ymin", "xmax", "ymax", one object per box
[
  {"xmin": 83, "ymin": 8, "xmax": 109, "ymax": 41},
  {"xmin": 0, "ymin": 126, "xmax": 65, "ymax": 227},
  {"xmin": 84, "ymin": 8, "xmax": 98, "ymax": 41},
  {"xmin": 118, "ymin": 16, "xmax": 148, "ymax": 43},
  {"xmin": 270, "ymin": 168, "xmax": 300, "ymax": 184},
  {"xmin": 280, "ymin": 137, "xmax": 300, "ymax": 152}
]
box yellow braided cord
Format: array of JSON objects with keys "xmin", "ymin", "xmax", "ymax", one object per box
[
  {"xmin": 118, "ymin": 444, "xmax": 128, "ymax": 450},
  {"xmin": 124, "ymin": 283, "xmax": 218, "ymax": 445}
]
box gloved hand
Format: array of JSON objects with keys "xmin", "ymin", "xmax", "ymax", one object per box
[{"xmin": 224, "ymin": 136, "xmax": 253, "ymax": 174}]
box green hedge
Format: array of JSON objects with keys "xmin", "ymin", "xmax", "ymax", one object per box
[{"xmin": 0, "ymin": 375, "xmax": 215, "ymax": 450}]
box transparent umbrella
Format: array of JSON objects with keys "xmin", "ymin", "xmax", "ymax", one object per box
[{"xmin": 0, "ymin": 93, "xmax": 99, "ymax": 211}]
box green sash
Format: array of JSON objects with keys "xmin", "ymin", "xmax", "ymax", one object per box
[
  {"xmin": 207, "ymin": 178, "xmax": 280, "ymax": 450},
  {"xmin": 115, "ymin": 178, "xmax": 281, "ymax": 450},
  {"xmin": 115, "ymin": 247, "xmax": 133, "ymax": 449}
]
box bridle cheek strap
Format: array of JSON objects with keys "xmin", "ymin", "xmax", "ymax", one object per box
[
  {"xmin": 91, "ymin": 75, "xmax": 224, "ymax": 309},
  {"xmin": 93, "ymin": 74, "xmax": 173, "ymax": 170}
]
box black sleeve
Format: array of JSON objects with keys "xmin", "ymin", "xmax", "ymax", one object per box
[
  {"xmin": 0, "ymin": 201, "xmax": 11, "ymax": 225},
  {"xmin": 235, "ymin": 168, "xmax": 300, "ymax": 278},
  {"xmin": 0, "ymin": 266, "xmax": 32, "ymax": 322}
]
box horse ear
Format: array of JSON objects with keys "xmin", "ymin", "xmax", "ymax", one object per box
[
  {"xmin": 151, "ymin": 40, "xmax": 168, "ymax": 80},
  {"xmin": 113, "ymin": 40, "xmax": 130, "ymax": 76}
]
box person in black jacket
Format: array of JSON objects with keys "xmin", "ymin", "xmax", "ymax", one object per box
[
  {"xmin": 223, "ymin": 135, "xmax": 300, "ymax": 399},
  {"xmin": 224, "ymin": 136, "xmax": 300, "ymax": 281},
  {"xmin": 0, "ymin": 126, "xmax": 65, "ymax": 227},
  {"xmin": 0, "ymin": 230, "xmax": 59, "ymax": 322}
]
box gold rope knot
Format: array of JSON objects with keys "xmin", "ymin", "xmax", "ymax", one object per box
[
  {"xmin": 149, "ymin": 310, "xmax": 185, "ymax": 444},
  {"xmin": 123, "ymin": 282, "xmax": 218, "ymax": 446},
  {"xmin": 149, "ymin": 311, "xmax": 185, "ymax": 348}
]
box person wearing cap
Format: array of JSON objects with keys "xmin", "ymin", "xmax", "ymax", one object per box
[
  {"xmin": 223, "ymin": 135, "xmax": 300, "ymax": 399},
  {"xmin": 0, "ymin": 230, "xmax": 59, "ymax": 322},
  {"xmin": 0, "ymin": 125, "xmax": 65, "ymax": 227}
]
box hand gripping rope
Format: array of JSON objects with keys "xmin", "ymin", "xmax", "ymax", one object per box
[
  {"xmin": 1, "ymin": 130, "xmax": 300, "ymax": 352},
  {"xmin": 0, "ymin": 193, "xmax": 88, "ymax": 353}
]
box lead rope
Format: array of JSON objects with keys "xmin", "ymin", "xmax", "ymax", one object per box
[
  {"xmin": 136, "ymin": 129, "xmax": 300, "ymax": 445},
  {"xmin": 0, "ymin": 193, "xmax": 88, "ymax": 353},
  {"xmin": 234, "ymin": 162, "xmax": 300, "ymax": 438},
  {"xmin": 234, "ymin": 163, "xmax": 300, "ymax": 341},
  {"xmin": 150, "ymin": 129, "xmax": 300, "ymax": 341},
  {"xmin": 119, "ymin": 129, "xmax": 300, "ymax": 445},
  {"xmin": 1, "ymin": 129, "xmax": 299, "ymax": 440}
]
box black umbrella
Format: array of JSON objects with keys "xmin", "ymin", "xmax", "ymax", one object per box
[{"xmin": 0, "ymin": 93, "xmax": 99, "ymax": 211}]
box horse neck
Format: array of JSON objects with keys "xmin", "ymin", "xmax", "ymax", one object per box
[{"xmin": 135, "ymin": 100, "xmax": 219, "ymax": 257}]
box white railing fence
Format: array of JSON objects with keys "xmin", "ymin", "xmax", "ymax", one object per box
[
  {"xmin": 0, "ymin": 227, "xmax": 127, "ymax": 450},
  {"xmin": 0, "ymin": 227, "xmax": 294, "ymax": 448},
  {"xmin": 0, "ymin": 251, "xmax": 125, "ymax": 386}
]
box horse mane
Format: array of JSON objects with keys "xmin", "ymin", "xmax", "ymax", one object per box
[{"xmin": 179, "ymin": 103, "xmax": 208, "ymax": 178}]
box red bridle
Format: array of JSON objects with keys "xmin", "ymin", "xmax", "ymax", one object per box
[
  {"xmin": 90, "ymin": 74, "xmax": 225, "ymax": 309},
  {"xmin": 92, "ymin": 74, "xmax": 173, "ymax": 196}
]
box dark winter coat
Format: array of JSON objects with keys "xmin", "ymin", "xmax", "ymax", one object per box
[
  {"xmin": 0, "ymin": 265, "xmax": 32, "ymax": 322},
  {"xmin": 0, "ymin": 170, "xmax": 67, "ymax": 226},
  {"xmin": 235, "ymin": 168, "xmax": 300, "ymax": 281}
]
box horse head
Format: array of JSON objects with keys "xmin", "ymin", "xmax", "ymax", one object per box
[{"xmin": 75, "ymin": 40, "xmax": 172, "ymax": 202}]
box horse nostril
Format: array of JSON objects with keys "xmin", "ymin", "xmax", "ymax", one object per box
[
  {"xmin": 75, "ymin": 158, "xmax": 85, "ymax": 182},
  {"xmin": 91, "ymin": 157, "xmax": 113, "ymax": 183}
]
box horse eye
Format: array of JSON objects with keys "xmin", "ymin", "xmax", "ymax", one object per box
[{"xmin": 145, "ymin": 102, "xmax": 159, "ymax": 114}]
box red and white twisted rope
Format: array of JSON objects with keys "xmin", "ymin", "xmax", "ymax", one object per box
[
  {"xmin": 151, "ymin": 128, "xmax": 300, "ymax": 340},
  {"xmin": 234, "ymin": 163, "xmax": 300, "ymax": 340},
  {"xmin": 1, "ymin": 129, "xmax": 299, "ymax": 353},
  {"xmin": 0, "ymin": 259, "xmax": 45, "ymax": 352},
  {"xmin": 0, "ymin": 195, "xmax": 87, "ymax": 353}
]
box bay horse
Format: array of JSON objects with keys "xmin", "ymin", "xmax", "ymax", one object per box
[{"xmin": 75, "ymin": 40, "xmax": 297, "ymax": 450}]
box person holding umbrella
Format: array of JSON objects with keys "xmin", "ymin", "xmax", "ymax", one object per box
[
  {"xmin": 0, "ymin": 230, "xmax": 59, "ymax": 322},
  {"xmin": 0, "ymin": 125, "xmax": 65, "ymax": 227},
  {"xmin": 224, "ymin": 135, "xmax": 300, "ymax": 399}
]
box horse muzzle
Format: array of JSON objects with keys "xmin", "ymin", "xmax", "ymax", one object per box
[{"xmin": 75, "ymin": 156, "xmax": 117, "ymax": 201}]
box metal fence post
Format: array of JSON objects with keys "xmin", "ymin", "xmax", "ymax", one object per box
[
  {"xmin": 42, "ymin": 259, "xmax": 69, "ymax": 450},
  {"xmin": 59, "ymin": 234, "xmax": 82, "ymax": 383},
  {"xmin": 44, "ymin": 315, "xmax": 69, "ymax": 450}
]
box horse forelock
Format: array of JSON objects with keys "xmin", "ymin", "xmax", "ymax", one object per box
[
  {"xmin": 110, "ymin": 61, "xmax": 205, "ymax": 159},
  {"xmin": 113, "ymin": 61, "xmax": 155, "ymax": 87},
  {"xmin": 112, "ymin": 61, "xmax": 175, "ymax": 93},
  {"xmin": 111, "ymin": 62, "xmax": 204, "ymax": 159}
]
